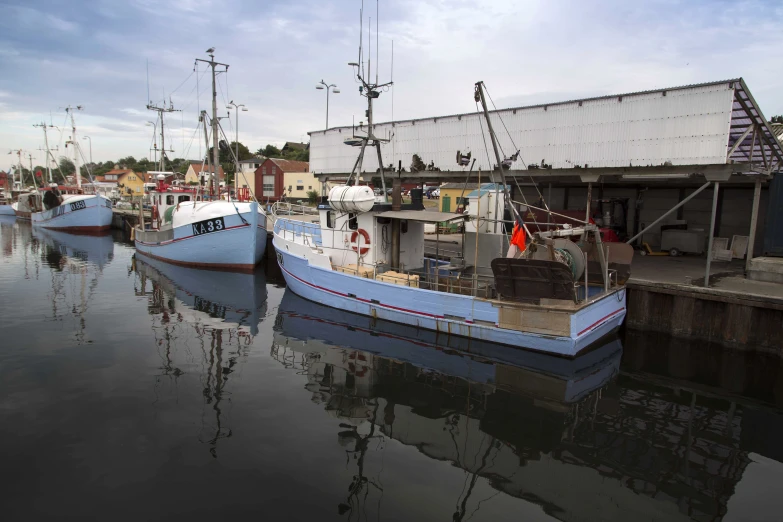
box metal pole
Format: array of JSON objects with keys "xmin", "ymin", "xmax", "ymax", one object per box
[
  {"xmin": 704, "ymin": 181, "xmax": 720, "ymax": 287},
  {"xmin": 626, "ymin": 181, "xmax": 712, "ymax": 244},
  {"xmin": 326, "ymin": 87, "xmax": 329, "ymax": 130},
  {"xmin": 745, "ymin": 177, "xmax": 762, "ymax": 272},
  {"xmin": 475, "ymin": 82, "xmax": 527, "ymax": 236},
  {"xmin": 160, "ymin": 112, "xmax": 165, "ymax": 171},
  {"xmin": 585, "ymin": 182, "xmax": 592, "ymax": 224}
]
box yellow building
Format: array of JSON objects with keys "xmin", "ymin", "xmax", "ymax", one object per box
[
  {"xmin": 184, "ymin": 161, "xmax": 224, "ymax": 185},
  {"xmin": 104, "ymin": 169, "xmax": 145, "ymax": 196},
  {"xmin": 283, "ymin": 169, "xmax": 319, "ymax": 201},
  {"xmin": 438, "ymin": 183, "xmax": 478, "ymax": 213}
]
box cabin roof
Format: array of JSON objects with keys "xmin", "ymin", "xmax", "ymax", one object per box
[
  {"xmin": 374, "ymin": 210, "xmax": 467, "ymax": 223},
  {"xmin": 465, "ymin": 183, "xmax": 509, "ymax": 197}
]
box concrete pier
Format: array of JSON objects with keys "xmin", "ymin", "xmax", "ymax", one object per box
[{"xmin": 626, "ymin": 257, "xmax": 783, "ymax": 355}]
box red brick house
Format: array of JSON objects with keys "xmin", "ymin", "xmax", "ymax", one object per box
[
  {"xmin": 254, "ymin": 158, "xmax": 310, "ymax": 201},
  {"xmin": 0, "ymin": 171, "xmax": 9, "ymax": 191}
]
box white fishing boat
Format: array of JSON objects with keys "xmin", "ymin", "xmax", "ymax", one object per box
[
  {"xmin": 272, "ymin": 31, "xmax": 632, "ymax": 358},
  {"xmin": 133, "ymin": 50, "xmax": 266, "ymax": 270},
  {"xmin": 27, "ymin": 107, "xmax": 112, "ymax": 233},
  {"xmin": 134, "ymin": 174, "xmax": 266, "ymax": 270}
]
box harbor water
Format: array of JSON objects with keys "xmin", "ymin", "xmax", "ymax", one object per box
[{"xmin": 1, "ymin": 216, "xmax": 782, "ymax": 521}]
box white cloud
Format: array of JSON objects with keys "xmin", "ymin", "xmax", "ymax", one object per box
[{"xmin": 3, "ymin": 0, "xmax": 783, "ymax": 167}]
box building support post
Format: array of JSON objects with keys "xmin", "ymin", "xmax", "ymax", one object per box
[
  {"xmin": 745, "ymin": 177, "xmax": 762, "ymax": 272},
  {"xmin": 704, "ymin": 181, "xmax": 720, "ymax": 287},
  {"xmin": 585, "ymin": 182, "xmax": 592, "ymax": 224}
]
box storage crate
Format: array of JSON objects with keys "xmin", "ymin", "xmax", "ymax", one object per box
[
  {"xmin": 376, "ymin": 270, "xmax": 420, "ymax": 288},
  {"xmin": 334, "ymin": 264, "xmax": 374, "ymax": 278}
]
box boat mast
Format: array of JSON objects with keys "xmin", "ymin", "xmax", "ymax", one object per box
[
  {"xmin": 66, "ymin": 106, "xmax": 83, "ymax": 191},
  {"xmin": 34, "ymin": 123, "xmax": 56, "ymax": 184},
  {"xmin": 474, "ymin": 81, "xmax": 523, "ymax": 230},
  {"xmin": 347, "ymin": 5, "xmax": 392, "ymax": 200},
  {"xmin": 146, "ymin": 100, "xmax": 180, "ymax": 172},
  {"xmin": 195, "ymin": 49, "xmax": 228, "ymax": 199}
]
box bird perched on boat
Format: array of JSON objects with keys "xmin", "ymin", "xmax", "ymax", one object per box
[{"xmin": 206, "ymin": 47, "xmax": 215, "ymax": 54}]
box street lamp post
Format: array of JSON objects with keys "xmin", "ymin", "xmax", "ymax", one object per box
[
  {"xmin": 227, "ymin": 101, "xmax": 247, "ymax": 195},
  {"xmin": 316, "ymin": 80, "xmax": 340, "ymax": 130},
  {"xmin": 82, "ymin": 136, "xmax": 92, "ymax": 166}
]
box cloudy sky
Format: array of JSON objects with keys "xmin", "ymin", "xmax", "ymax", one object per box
[{"xmin": 1, "ymin": 0, "xmax": 782, "ymax": 170}]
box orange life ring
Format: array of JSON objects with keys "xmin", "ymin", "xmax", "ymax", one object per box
[{"xmin": 350, "ymin": 229, "xmax": 371, "ymax": 255}]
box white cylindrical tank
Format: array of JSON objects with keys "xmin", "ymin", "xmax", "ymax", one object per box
[{"xmin": 328, "ymin": 185, "xmax": 375, "ymax": 213}]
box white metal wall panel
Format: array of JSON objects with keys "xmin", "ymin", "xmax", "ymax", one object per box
[{"xmin": 310, "ymin": 83, "xmax": 735, "ymax": 175}]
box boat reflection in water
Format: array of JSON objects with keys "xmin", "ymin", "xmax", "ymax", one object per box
[
  {"xmin": 33, "ymin": 227, "xmax": 115, "ymax": 270},
  {"xmin": 133, "ymin": 255, "xmax": 268, "ymax": 457},
  {"xmin": 272, "ymin": 290, "xmax": 623, "ymax": 520},
  {"xmin": 272, "ymin": 291, "xmax": 783, "ymax": 521}
]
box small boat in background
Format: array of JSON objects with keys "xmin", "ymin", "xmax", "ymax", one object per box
[
  {"xmin": 21, "ymin": 107, "xmax": 113, "ymax": 233},
  {"xmin": 0, "ymin": 191, "xmax": 15, "ymax": 216}
]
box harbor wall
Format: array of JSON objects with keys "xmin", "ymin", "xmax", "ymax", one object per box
[{"xmin": 626, "ymin": 281, "xmax": 783, "ymax": 356}]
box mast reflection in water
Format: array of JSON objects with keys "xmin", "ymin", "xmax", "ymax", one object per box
[
  {"xmin": 133, "ymin": 255, "xmax": 268, "ymax": 457},
  {"xmin": 272, "ymin": 290, "xmax": 783, "ymax": 522}
]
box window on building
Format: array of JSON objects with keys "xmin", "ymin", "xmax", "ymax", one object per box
[
  {"xmin": 263, "ymin": 175, "xmax": 274, "ymax": 196},
  {"xmin": 296, "ymin": 185, "xmax": 304, "ymax": 191},
  {"xmin": 271, "ymin": 166, "xmax": 276, "ymax": 175},
  {"xmin": 308, "ymin": 186, "xmax": 312, "ymax": 190},
  {"xmin": 262, "ymin": 166, "xmax": 267, "ymax": 175}
]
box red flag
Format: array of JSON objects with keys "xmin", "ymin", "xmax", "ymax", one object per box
[{"xmin": 511, "ymin": 222, "xmax": 526, "ymax": 251}]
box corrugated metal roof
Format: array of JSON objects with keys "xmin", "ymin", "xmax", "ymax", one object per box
[{"xmin": 311, "ymin": 78, "xmax": 782, "ymax": 176}]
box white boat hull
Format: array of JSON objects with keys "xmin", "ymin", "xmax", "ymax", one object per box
[
  {"xmin": 31, "ymin": 195, "xmax": 113, "ymax": 234},
  {"xmin": 135, "ymin": 201, "xmax": 266, "ymax": 271},
  {"xmin": 273, "ymin": 228, "xmax": 626, "ymax": 358}
]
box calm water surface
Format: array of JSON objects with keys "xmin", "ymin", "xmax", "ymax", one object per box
[{"xmin": 2, "ymin": 216, "xmax": 782, "ymax": 521}]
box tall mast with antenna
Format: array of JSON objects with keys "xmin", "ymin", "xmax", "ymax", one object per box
[
  {"xmin": 146, "ymin": 100, "xmax": 180, "ymax": 172},
  {"xmin": 347, "ymin": 1, "xmax": 392, "ymax": 200},
  {"xmin": 196, "ymin": 48, "xmax": 228, "ymax": 198}
]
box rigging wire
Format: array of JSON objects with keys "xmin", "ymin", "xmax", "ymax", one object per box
[
  {"xmin": 483, "ymin": 84, "xmax": 552, "ymax": 216},
  {"xmin": 168, "ymin": 70, "xmax": 195, "ymax": 98}
]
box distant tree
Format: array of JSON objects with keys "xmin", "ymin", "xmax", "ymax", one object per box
[
  {"xmin": 770, "ymin": 115, "xmax": 783, "ymax": 124},
  {"xmin": 257, "ymin": 144, "xmax": 281, "ymax": 158},
  {"xmin": 282, "ymin": 147, "xmax": 309, "ymax": 162},
  {"xmin": 370, "ymin": 176, "xmax": 382, "ymax": 189},
  {"xmin": 59, "ymin": 157, "xmax": 75, "ymax": 175},
  {"xmin": 306, "ymin": 189, "xmax": 319, "ymax": 205},
  {"xmin": 118, "ymin": 156, "xmax": 137, "ymax": 169}
]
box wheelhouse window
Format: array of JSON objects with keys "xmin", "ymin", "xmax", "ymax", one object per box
[
  {"xmin": 326, "ymin": 211, "xmax": 335, "ymax": 228},
  {"xmin": 348, "ymin": 213, "xmax": 358, "ymax": 230},
  {"xmin": 166, "ymin": 195, "xmax": 174, "ymax": 205},
  {"xmin": 179, "ymin": 195, "xmax": 190, "ymax": 203}
]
